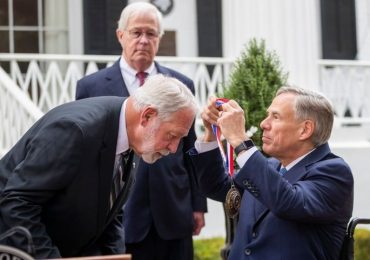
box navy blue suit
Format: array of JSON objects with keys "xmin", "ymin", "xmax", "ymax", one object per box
[
  {"xmin": 76, "ymin": 60, "xmax": 207, "ymax": 258},
  {"xmin": 190, "ymin": 143, "xmax": 353, "ymax": 259}
]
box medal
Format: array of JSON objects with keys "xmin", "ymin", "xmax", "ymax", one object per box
[
  {"xmin": 213, "ymin": 98, "xmax": 241, "ymax": 218},
  {"xmin": 225, "ymin": 182, "xmax": 241, "ymax": 218}
]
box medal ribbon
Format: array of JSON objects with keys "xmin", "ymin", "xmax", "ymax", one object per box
[{"xmin": 212, "ymin": 98, "xmax": 234, "ymax": 176}]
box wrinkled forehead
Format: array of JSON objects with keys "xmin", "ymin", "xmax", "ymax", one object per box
[
  {"xmin": 127, "ymin": 10, "xmax": 159, "ymax": 27},
  {"xmin": 269, "ymin": 93, "xmax": 297, "ymax": 115}
]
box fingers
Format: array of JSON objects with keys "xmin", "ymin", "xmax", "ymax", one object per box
[
  {"xmin": 192, "ymin": 212, "xmax": 205, "ymax": 236},
  {"xmin": 201, "ymin": 97, "xmax": 243, "ymax": 129},
  {"xmin": 220, "ymin": 99, "xmax": 243, "ymax": 113},
  {"xmin": 201, "ymin": 96, "xmax": 221, "ymax": 126}
]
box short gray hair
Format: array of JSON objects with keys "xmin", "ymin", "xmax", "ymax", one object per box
[
  {"xmin": 132, "ymin": 74, "xmax": 197, "ymax": 121},
  {"xmin": 117, "ymin": 2, "xmax": 164, "ymax": 37},
  {"xmin": 276, "ymin": 86, "xmax": 334, "ymax": 146}
]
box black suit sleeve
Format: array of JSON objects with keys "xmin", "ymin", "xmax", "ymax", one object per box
[
  {"xmin": 0, "ymin": 121, "xmax": 84, "ymax": 259},
  {"xmin": 97, "ymin": 208, "xmax": 125, "ymax": 255},
  {"xmin": 180, "ymin": 80, "xmax": 208, "ymax": 212}
]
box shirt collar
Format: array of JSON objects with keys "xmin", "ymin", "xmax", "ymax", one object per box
[
  {"xmin": 283, "ymin": 148, "xmax": 316, "ymax": 170},
  {"xmin": 120, "ymin": 57, "xmax": 156, "ymax": 86},
  {"xmin": 116, "ymin": 99, "xmax": 130, "ymax": 155}
]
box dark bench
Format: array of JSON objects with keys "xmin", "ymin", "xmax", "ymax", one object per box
[{"xmin": 340, "ymin": 217, "xmax": 370, "ymax": 260}]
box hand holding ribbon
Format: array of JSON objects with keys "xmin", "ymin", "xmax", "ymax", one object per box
[
  {"xmin": 209, "ymin": 97, "xmax": 241, "ymax": 218},
  {"xmin": 212, "ymin": 98, "xmax": 234, "ymax": 177},
  {"xmin": 215, "ymin": 99, "xmax": 248, "ymax": 148}
]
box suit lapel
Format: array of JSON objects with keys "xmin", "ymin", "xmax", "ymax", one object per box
[
  {"xmin": 155, "ymin": 61, "xmax": 170, "ymax": 75},
  {"xmin": 108, "ymin": 59, "xmax": 167, "ymax": 97},
  {"xmin": 104, "ymin": 59, "xmax": 130, "ymax": 97},
  {"xmin": 284, "ymin": 143, "xmax": 331, "ymax": 183}
]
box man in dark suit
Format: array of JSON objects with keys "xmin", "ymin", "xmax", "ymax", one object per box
[
  {"xmin": 191, "ymin": 87, "xmax": 354, "ymax": 259},
  {"xmin": 0, "ymin": 75, "xmax": 197, "ymax": 259},
  {"xmin": 76, "ymin": 2, "xmax": 207, "ymax": 260}
]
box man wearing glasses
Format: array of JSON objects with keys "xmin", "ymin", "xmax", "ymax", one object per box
[{"xmin": 76, "ymin": 2, "xmax": 207, "ymax": 260}]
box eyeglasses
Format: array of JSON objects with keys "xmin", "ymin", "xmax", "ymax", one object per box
[{"xmin": 126, "ymin": 29, "xmax": 159, "ymax": 40}]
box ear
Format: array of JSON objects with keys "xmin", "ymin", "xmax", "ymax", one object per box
[
  {"xmin": 116, "ymin": 29, "xmax": 123, "ymax": 42},
  {"xmin": 299, "ymin": 120, "xmax": 314, "ymax": 140},
  {"xmin": 140, "ymin": 106, "xmax": 158, "ymax": 126}
]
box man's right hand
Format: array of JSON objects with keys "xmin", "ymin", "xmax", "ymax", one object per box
[
  {"xmin": 217, "ymin": 100, "xmax": 248, "ymax": 148},
  {"xmin": 201, "ymin": 96, "xmax": 220, "ymax": 142}
]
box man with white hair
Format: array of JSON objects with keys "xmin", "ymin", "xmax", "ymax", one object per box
[
  {"xmin": 0, "ymin": 75, "xmax": 197, "ymax": 259},
  {"xmin": 76, "ymin": 2, "xmax": 207, "ymax": 259}
]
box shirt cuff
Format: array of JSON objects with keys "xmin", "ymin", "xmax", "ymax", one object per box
[
  {"xmin": 236, "ymin": 146, "xmax": 258, "ymax": 168},
  {"xmin": 195, "ymin": 140, "xmax": 218, "ymax": 153},
  {"xmin": 195, "ymin": 140, "xmax": 258, "ymax": 169}
]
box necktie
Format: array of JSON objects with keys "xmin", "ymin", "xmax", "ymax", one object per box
[
  {"xmin": 136, "ymin": 72, "xmax": 148, "ymax": 86},
  {"xmin": 279, "ymin": 167, "xmax": 287, "ymax": 176},
  {"xmin": 110, "ymin": 150, "xmax": 131, "ymax": 209}
]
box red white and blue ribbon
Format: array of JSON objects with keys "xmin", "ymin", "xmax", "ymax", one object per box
[{"xmin": 212, "ymin": 98, "xmax": 234, "ymax": 176}]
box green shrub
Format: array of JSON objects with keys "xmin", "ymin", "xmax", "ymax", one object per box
[
  {"xmin": 194, "ymin": 237, "xmax": 224, "ymax": 260},
  {"xmin": 222, "ymin": 38, "xmax": 288, "ymax": 148},
  {"xmin": 355, "ymin": 228, "xmax": 370, "ymax": 260}
]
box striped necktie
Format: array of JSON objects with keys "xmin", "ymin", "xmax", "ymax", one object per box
[
  {"xmin": 110, "ymin": 150, "xmax": 131, "ymax": 208},
  {"xmin": 279, "ymin": 167, "xmax": 287, "ymax": 176},
  {"xmin": 136, "ymin": 72, "xmax": 148, "ymax": 86}
]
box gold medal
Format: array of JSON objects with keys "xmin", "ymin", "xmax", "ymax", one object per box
[{"xmin": 224, "ymin": 183, "xmax": 241, "ymax": 218}]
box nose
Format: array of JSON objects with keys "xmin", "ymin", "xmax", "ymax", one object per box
[
  {"xmin": 138, "ymin": 33, "xmax": 150, "ymax": 43},
  {"xmin": 260, "ymin": 117, "xmax": 268, "ymax": 130},
  {"xmin": 167, "ymin": 139, "xmax": 180, "ymax": 153}
]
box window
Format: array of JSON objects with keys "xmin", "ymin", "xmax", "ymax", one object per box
[
  {"xmin": 0, "ymin": 0, "xmax": 69, "ymax": 54},
  {"xmin": 320, "ymin": 0, "xmax": 357, "ymax": 59}
]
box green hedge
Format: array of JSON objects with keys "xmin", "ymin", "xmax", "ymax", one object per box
[
  {"xmin": 193, "ymin": 230, "xmax": 370, "ymax": 260},
  {"xmin": 355, "ymin": 228, "xmax": 370, "ymax": 259},
  {"xmin": 194, "ymin": 237, "xmax": 224, "ymax": 260}
]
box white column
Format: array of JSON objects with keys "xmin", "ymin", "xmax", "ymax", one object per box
[
  {"xmin": 222, "ymin": 0, "xmax": 321, "ymax": 90},
  {"xmin": 68, "ymin": 0, "xmax": 83, "ymax": 54},
  {"xmin": 355, "ymin": 0, "xmax": 370, "ymax": 60}
]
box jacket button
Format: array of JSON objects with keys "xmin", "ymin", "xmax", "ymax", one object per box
[
  {"xmin": 252, "ymin": 232, "xmax": 257, "ymax": 238},
  {"xmin": 243, "ymin": 180, "xmax": 249, "ymax": 185},
  {"xmin": 244, "ymin": 248, "xmax": 251, "ymax": 255}
]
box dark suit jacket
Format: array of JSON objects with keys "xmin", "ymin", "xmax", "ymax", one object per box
[
  {"xmin": 190, "ymin": 143, "xmax": 354, "ymax": 260},
  {"xmin": 0, "ymin": 97, "xmax": 131, "ymax": 259},
  {"xmin": 76, "ymin": 60, "xmax": 207, "ymax": 242}
]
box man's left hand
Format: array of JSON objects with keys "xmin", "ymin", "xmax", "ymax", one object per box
[{"xmin": 192, "ymin": 212, "xmax": 205, "ymax": 235}]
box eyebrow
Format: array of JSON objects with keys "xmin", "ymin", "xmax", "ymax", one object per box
[{"xmin": 130, "ymin": 27, "xmax": 157, "ymax": 31}]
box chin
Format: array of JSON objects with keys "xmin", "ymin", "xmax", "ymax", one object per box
[{"xmin": 142, "ymin": 153, "xmax": 162, "ymax": 164}]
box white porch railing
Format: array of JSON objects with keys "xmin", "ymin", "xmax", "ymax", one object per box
[
  {"xmin": 0, "ymin": 53, "xmax": 234, "ymax": 155},
  {"xmin": 2, "ymin": 54, "xmax": 370, "ymax": 156},
  {"xmin": 0, "ymin": 53, "xmax": 234, "ymax": 112},
  {"xmin": 318, "ymin": 59, "xmax": 370, "ymax": 146},
  {"xmin": 0, "ymin": 66, "xmax": 43, "ymax": 156},
  {"xmin": 318, "ymin": 59, "xmax": 370, "ymax": 122}
]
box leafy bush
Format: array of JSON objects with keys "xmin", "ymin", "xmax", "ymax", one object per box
[
  {"xmin": 223, "ymin": 38, "xmax": 287, "ymax": 148},
  {"xmin": 355, "ymin": 228, "xmax": 370, "ymax": 259},
  {"xmin": 194, "ymin": 237, "xmax": 224, "ymax": 260}
]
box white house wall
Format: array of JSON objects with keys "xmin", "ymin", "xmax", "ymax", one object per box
[
  {"xmin": 68, "ymin": 0, "xmax": 83, "ymax": 54},
  {"xmin": 161, "ymin": 0, "xmax": 198, "ymax": 57},
  {"xmin": 222, "ymin": 0, "xmax": 321, "ymax": 90},
  {"xmin": 356, "ymin": 0, "xmax": 370, "ymax": 60}
]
